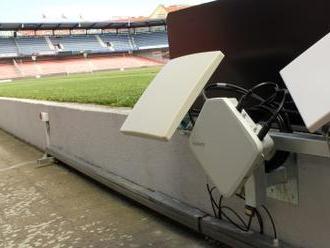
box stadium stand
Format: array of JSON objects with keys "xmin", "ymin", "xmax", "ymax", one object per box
[
  {"xmin": 0, "ymin": 31, "xmax": 168, "ymax": 57},
  {"xmin": 15, "ymin": 37, "xmax": 54, "ymax": 56},
  {"xmin": 0, "ymin": 38, "xmax": 18, "ymax": 57},
  {"xmin": 0, "ymin": 55, "xmax": 162, "ymax": 80},
  {"xmin": 0, "ymin": 20, "xmax": 169, "ymax": 79},
  {"xmin": 99, "ymin": 33, "xmax": 133, "ymax": 52},
  {"xmin": 133, "ymin": 31, "xmax": 168, "ymax": 50},
  {"xmin": 50, "ymin": 35, "xmax": 108, "ymax": 53}
]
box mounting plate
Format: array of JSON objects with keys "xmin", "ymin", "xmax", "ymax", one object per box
[{"xmin": 267, "ymin": 155, "xmax": 299, "ymax": 205}]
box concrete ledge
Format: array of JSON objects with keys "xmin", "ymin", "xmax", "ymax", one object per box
[{"xmin": 0, "ymin": 97, "xmax": 329, "ymax": 248}]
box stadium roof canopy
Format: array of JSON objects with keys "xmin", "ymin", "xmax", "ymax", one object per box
[{"xmin": 0, "ymin": 19, "xmax": 166, "ymax": 31}]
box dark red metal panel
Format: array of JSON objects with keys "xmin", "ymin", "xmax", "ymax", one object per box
[{"xmin": 167, "ymin": 0, "xmax": 330, "ymax": 127}]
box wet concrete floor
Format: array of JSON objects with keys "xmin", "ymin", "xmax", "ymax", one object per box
[{"xmin": 0, "ymin": 130, "xmax": 223, "ymax": 248}]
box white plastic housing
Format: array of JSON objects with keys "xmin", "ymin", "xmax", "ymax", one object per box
[
  {"xmin": 39, "ymin": 112, "xmax": 49, "ymax": 122},
  {"xmin": 280, "ymin": 32, "xmax": 330, "ymax": 132},
  {"xmin": 189, "ymin": 98, "xmax": 271, "ymax": 197},
  {"xmin": 120, "ymin": 51, "xmax": 224, "ymax": 141}
]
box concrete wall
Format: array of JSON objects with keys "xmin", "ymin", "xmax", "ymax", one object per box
[{"xmin": 0, "ymin": 97, "xmax": 329, "ymax": 248}]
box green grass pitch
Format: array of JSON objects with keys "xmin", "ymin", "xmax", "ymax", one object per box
[{"xmin": 0, "ymin": 67, "xmax": 161, "ymax": 107}]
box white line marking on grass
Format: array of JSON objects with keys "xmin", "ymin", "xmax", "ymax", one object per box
[{"xmin": 0, "ymin": 79, "xmax": 12, "ymax": 83}]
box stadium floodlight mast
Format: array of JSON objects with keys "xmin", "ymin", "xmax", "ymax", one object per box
[{"xmin": 120, "ymin": 51, "xmax": 275, "ymax": 209}]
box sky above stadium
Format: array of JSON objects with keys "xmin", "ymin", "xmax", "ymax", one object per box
[{"xmin": 0, "ymin": 0, "xmax": 211, "ymax": 22}]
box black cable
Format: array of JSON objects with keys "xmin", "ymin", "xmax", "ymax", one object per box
[
  {"xmin": 208, "ymin": 184, "xmax": 247, "ymax": 229},
  {"xmin": 226, "ymin": 81, "xmax": 287, "ymax": 140},
  {"xmin": 258, "ymin": 89, "xmax": 287, "ymax": 140},
  {"xmin": 246, "ymin": 212, "xmax": 254, "ymax": 230},
  {"xmin": 236, "ymin": 82, "xmax": 279, "ymax": 112},
  {"xmin": 221, "ymin": 206, "xmax": 250, "ymax": 228},
  {"xmin": 203, "ymin": 83, "xmax": 276, "ymax": 116},
  {"xmin": 262, "ymin": 205, "xmax": 278, "ymax": 240},
  {"xmin": 259, "ymin": 90, "xmax": 279, "ymax": 107},
  {"xmin": 221, "ymin": 214, "xmax": 249, "ymax": 232},
  {"xmin": 203, "ymin": 82, "xmax": 287, "ymax": 124},
  {"xmin": 208, "ymin": 186, "xmax": 218, "ymax": 208},
  {"xmin": 248, "ymin": 104, "xmax": 291, "ymax": 172},
  {"xmin": 202, "ymin": 83, "xmax": 247, "ymax": 103},
  {"xmin": 207, "ymin": 185, "xmax": 261, "ymax": 233},
  {"xmin": 188, "ymin": 110, "xmax": 195, "ymax": 126},
  {"xmin": 207, "ymin": 184, "xmax": 219, "ymax": 218},
  {"xmin": 218, "ymin": 195, "xmax": 223, "ymax": 219},
  {"xmin": 235, "ymin": 193, "xmax": 245, "ymax": 200},
  {"xmin": 203, "ymin": 83, "xmax": 248, "ymax": 96},
  {"xmin": 204, "ymin": 82, "xmax": 288, "ymax": 121},
  {"xmin": 322, "ymin": 125, "xmax": 330, "ymax": 154},
  {"xmin": 235, "ymin": 193, "xmax": 264, "ymax": 234},
  {"xmin": 255, "ymin": 209, "xmax": 264, "ymax": 235},
  {"xmin": 221, "ymin": 208, "xmax": 251, "ymax": 232}
]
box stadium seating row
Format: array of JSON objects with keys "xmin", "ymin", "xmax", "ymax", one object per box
[
  {"xmin": 0, "ymin": 55, "xmax": 163, "ymax": 80},
  {"xmin": 0, "ymin": 31, "xmax": 168, "ymax": 58}
]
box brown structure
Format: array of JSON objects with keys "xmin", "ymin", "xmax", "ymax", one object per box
[{"xmin": 167, "ymin": 0, "xmax": 330, "ymax": 128}]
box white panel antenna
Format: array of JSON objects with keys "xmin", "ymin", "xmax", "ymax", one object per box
[
  {"xmin": 280, "ymin": 32, "xmax": 330, "ymax": 132},
  {"xmin": 120, "ymin": 51, "xmax": 224, "ymax": 140},
  {"xmin": 189, "ymin": 98, "xmax": 273, "ymax": 199}
]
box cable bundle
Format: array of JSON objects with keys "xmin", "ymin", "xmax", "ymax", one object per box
[
  {"xmin": 202, "ymin": 82, "xmax": 292, "ymax": 140},
  {"xmin": 206, "ymin": 183, "xmax": 277, "ymax": 241}
]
